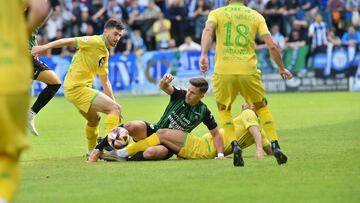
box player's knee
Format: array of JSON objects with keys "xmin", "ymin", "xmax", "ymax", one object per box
[{"xmin": 108, "ymin": 102, "xmax": 121, "ymax": 116}]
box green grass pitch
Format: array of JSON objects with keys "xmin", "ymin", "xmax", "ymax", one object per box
[{"xmin": 17, "ymin": 92, "xmax": 360, "ymax": 203}]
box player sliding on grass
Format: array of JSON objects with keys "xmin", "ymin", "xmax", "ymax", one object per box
[
  {"xmin": 32, "ymin": 19, "xmax": 124, "ymax": 153},
  {"xmin": 127, "ymin": 102, "xmax": 271, "ymax": 161},
  {"xmin": 199, "ymin": 0, "xmax": 292, "ymax": 165},
  {"xmin": 88, "ymin": 73, "xmax": 226, "ymax": 163}
]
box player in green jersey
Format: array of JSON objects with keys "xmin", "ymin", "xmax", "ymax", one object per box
[{"xmin": 88, "ymin": 73, "xmax": 226, "ymax": 162}]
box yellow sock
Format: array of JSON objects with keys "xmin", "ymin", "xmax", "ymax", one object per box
[
  {"xmin": 219, "ymin": 110, "xmax": 237, "ymax": 141},
  {"xmin": 104, "ymin": 114, "xmax": 120, "ymax": 136},
  {"xmin": 256, "ymin": 106, "xmax": 278, "ymax": 141},
  {"xmin": 125, "ymin": 133, "xmax": 160, "ymax": 156},
  {"xmin": 85, "ymin": 124, "xmax": 99, "ymax": 150},
  {"xmin": 0, "ymin": 155, "xmax": 20, "ymax": 203}
]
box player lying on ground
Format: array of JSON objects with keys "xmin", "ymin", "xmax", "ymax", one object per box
[
  {"xmin": 88, "ymin": 73, "xmax": 226, "ymax": 162},
  {"xmin": 32, "ymin": 18, "xmax": 124, "ymax": 153},
  {"xmin": 93, "ymin": 102, "xmax": 270, "ymax": 162}
]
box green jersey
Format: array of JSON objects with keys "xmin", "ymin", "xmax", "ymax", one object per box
[
  {"xmin": 154, "ymin": 87, "xmax": 217, "ymax": 132},
  {"xmin": 29, "ymin": 28, "xmax": 38, "ymax": 51}
]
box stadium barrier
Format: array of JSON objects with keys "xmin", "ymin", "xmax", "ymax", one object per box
[{"xmin": 32, "ymin": 45, "xmax": 360, "ymax": 96}]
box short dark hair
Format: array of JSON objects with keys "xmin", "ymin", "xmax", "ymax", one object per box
[
  {"xmin": 189, "ymin": 78, "xmax": 208, "ymax": 94},
  {"xmin": 104, "ymin": 18, "xmax": 124, "ymax": 30}
]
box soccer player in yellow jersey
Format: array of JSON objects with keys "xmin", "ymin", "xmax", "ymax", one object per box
[
  {"xmin": 0, "ymin": 0, "xmax": 50, "ymax": 202},
  {"xmin": 199, "ymin": 0, "xmax": 293, "ymax": 166},
  {"xmin": 32, "ymin": 19, "xmax": 125, "ymax": 153}
]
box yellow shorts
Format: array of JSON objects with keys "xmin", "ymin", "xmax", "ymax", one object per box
[
  {"xmin": 212, "ymin": 72, "xmax": 265, "ymax": 108},
  {"xmin": 0, "ymin": 92, "xmax": 31, "ymax": 158},
  {"xmin": 64, "ymin": 86, "xmax": 99, "ymax": 113},
  {"xmin": 177, "ymin": 134, "xmax": 217, "ymax": 159}
]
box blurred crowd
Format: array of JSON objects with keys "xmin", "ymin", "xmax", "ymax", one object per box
[{"xmin": 37, "ymin": 0, "xmax": 360, "ymax": 57}]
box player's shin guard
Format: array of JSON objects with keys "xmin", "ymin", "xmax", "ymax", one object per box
[
  {"xmin": 31, "ymin": 84, "xmax": 61, "ymax": 114},
  {"xmin": 85, "ymin": 125, "xmax": 99, "ymax": 150},
  {"xmin": 125, "ymin": 134, "xmax": 160, "ymax": 156},
  {"xmin": 256, "ymin": 106, "xmax": 278, "ymax": 142},
  {"xmin": 104, "ymin": 114, "xmax": 120, "ymax": 136},
  {"xmin": 0, "ymin": 155, "xmax": 20, "ymax": 203}
]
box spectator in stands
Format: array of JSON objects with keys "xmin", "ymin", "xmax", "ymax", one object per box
[
  {"xmin": 167, "ymin": 0, "xmax": 187, "ymax": 46},
  {"xmin": 153, "ymin": 12, "xmax": 171, "ymax": 49},
  {"xmin": 327, "ymin": 29, "xmax": 341, "ymax": 46},
  {"xmin": 178, "ymin": 36, "xmax": 201, "ymax": 51},
  {"xmin": 308, "ymin": 14, "xmax": 328, "ymax": 51},
  {"xmin": 69, "ymin": 0, "xmax": 82, "ymax": 36},
  {"xmin": 341, "ymin": 25, "xmax": 360, "ymax": 46},
  {"xmin": 78, "ymin": 7, "xmax": 91, "ymax": 36},
  {"xmin": 283, "ymin": 0, "xmax": 300, "ymax": 35},
  {"xmin": 191, "ymin": 0, "xmax": 210, "ymax": 42},
  {"xmin": 127, "ymin": 0, "xmax": 145, "ymax": 29},
  {"xmin": 46, "ymin": 8, "xmax": 63, "ymax": 42},
  {"xmin": 167, "ymin": 38, "xmax": 178, "ymax": 51},
  {"xmin": 142, "ymin": 0, "xmax": 161, "ymax": 49},
  {"xmin": 341, "ymin": 25, "xmax": 360, "ymax": 62},
  {"xmin": 50, "ymin": 29, "xmax": 66, "ymax": 56},
  {"xmin": 271, "ymin": 25, "xmax": 286, "ymax": 52},
  {"xmin": 346, "ymin": 0, "xmax": 360, "ymax": 27},
  {"xmin": 130, "ymin": 29, "xmax": 147, "ymax": 55},
  {"xmin": 328, "ymin": 0, "xmax": 346, "ymax": 34},
  {"xmin": 247, "ymin": 0, "xmax": 267, "ymax": 13},
  {"xmin": 270, "ymin": 24, "xmax": 286, "ymax": 70},
  {"xmin": 264, "ymin": 0, "xmax": 286, "ymax": 35},
  {"xmin": 90, "ymin": 0, "xmax": 107, "ymax": 34},
  {"xmin": 286, "ymin": 29, "xmax": 306, "ymax": 71}
]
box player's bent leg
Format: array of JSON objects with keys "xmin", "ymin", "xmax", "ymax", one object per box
[
  {"xmin": 29, "ymin": 70, "xmax": 61, "ymax": 136},
  {"xmin": 123, "ymin": 121, "xmax": 148, "ymax": 141},
  {"xmin": 156, "ymin": 129, "xmax": 186, "ymax": 153},
  {"xmin": 143, "ymin": 146, "xmax": 170, "ymax": 160},
  {"xmin": 91, "ymin": 92, "xmax": 121, "ymax": 135}
]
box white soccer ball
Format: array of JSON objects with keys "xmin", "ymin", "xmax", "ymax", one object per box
[{"xmin": 107, "ymin": 127, "xmax": 130, "ymax": 149}]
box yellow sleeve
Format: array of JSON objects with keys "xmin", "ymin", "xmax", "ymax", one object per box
[
  {"xmin": 206, "ymin": 10, "xmax": 217, "ymax": 27},
  {"xmin": 240, "ymin": 109, "xmax": 259, "ymax": 129},
  {"xmin": 165, "ymin": 20, "xmax": 171, "ymax": 30},
  {"xmin": 96, "ymin": 56, "xmax": 108, "ymax": 76},
  {"xmin": 75, "ymin": 35, "xmax": 102, "ymax": 49},
  {"xmin": 257, "ymin": 15, "xmax": 270, "ymax": 37}
]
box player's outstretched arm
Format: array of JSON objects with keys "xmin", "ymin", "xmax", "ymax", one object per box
[
  {"xmin": 248, "ymin": 126, "xmax": 264, "ymax": 158},
  {"xmin": 159, "ymin": 73, "xmax": 175, "ymax": 95},
  {"xmin": 210, "ymin": 127, "xmax": 225, "ymax": 160},
  {"xmin": 199, "ymin": 22, "xmax": 215, "ymax": 74},
  {"xmin": 31, "ymin": 38, "xmax": 76, "ymax": 56},
  {"xmin": 27, "ymin": 0, "xmax": 51, "ymax": 35},
  {"xmin": 262, "ymin": 35, "xmax": 293, "ymax": 80}
]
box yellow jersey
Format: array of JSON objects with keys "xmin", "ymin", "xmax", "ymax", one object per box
[
  {"xmin": 64, "ymin": 35, "xmax": 109, "ymax": 89},
  {"xmin": 0, "ymin": 0, "xmax": 32, "ymax": 93},
  {"xmin": 206, "ymin": 2, "xmax": 270, "ymax": 75}
]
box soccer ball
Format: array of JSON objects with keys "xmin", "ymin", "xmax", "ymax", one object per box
[{"xmin": 107, "ymin": 127, "xmax": 130, "ymax": 149}]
